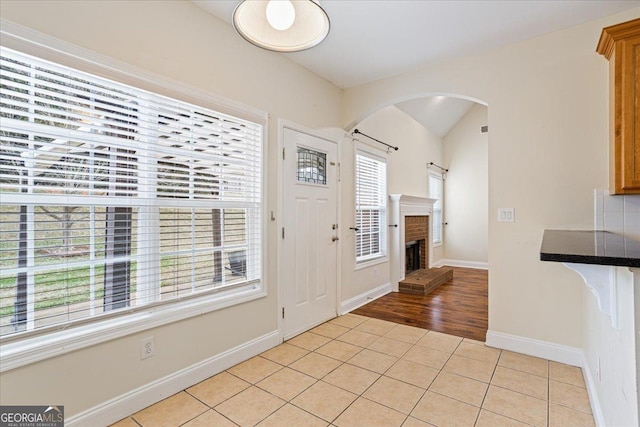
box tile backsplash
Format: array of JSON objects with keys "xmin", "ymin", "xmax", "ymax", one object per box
[{"xmin": 595, "ymin": 189, "xmax": 640, "ymax": 239}]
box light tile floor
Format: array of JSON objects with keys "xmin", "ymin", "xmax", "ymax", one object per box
[{"xmin": 112, "ymin": 314, "xmax": 595, "ymax": 427}]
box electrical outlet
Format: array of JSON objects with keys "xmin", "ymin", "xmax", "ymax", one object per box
[{"xmin": 140, "ymin": 336, "xmax": 155, "ymax": 360}]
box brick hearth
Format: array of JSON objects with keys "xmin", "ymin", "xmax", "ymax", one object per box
[
  {"xmin": 399, "ymin": 267, "xmax": 454, "ymax": 295},
  {"xmin": 400, "ymin": 215, "xmax": 453, "ymax": 296}
]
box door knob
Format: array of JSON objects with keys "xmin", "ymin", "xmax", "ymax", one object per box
[{"xmin": 332, "ymin": 236, "xmax": 339, "ymax": 242}]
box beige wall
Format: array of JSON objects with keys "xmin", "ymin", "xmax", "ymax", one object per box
[
  {"xmin": 344, "ymin": 8, "xmax": 639, "ymax": 347},
  {"xmin": 442, "ymin": 104, "xmax": 488, "ymax": 264},
  {"xmin": 0, "ymin": 0, "xmax": 342, "ymax": 418},
  {"xmin": 359, "ymin": 106, "xmax": 442, "ymax": 198}
]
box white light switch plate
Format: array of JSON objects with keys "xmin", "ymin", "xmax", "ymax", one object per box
[{"xmin": 498, "ymin": 208, "xmax": 515, "ymax": 222}]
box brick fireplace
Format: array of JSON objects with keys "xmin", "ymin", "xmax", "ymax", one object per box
[
  {"xmin": 405, "ymin": 216, "xmax": 429, "ymax": 273},
  {"xmin": 389, "ymin": 194, "xmax": 437, "ymax": 291}
]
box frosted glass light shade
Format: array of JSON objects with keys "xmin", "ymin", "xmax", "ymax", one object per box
[
  {"xmin": 266, "ymin": 0, "xmax": 296, "ymax": 30},
  {"xmin": 233, "ymin": 0, "xmax": 330, "ymax": 52}
]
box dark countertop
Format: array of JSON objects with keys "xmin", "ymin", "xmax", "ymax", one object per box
[{"xmin": 540, "ymin": 230, "xmax": 640, "ymax": 268}]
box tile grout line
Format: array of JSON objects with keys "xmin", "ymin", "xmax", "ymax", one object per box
[
  {"xmin": 117, "ymin": 315, "xmax": 593, "ymax": 427},
  {"xmin": 473, "ymin": 347, "xmax": 502, "ymax": 426},
  {"xmin": 398, "ymin": 332, "xmax": 460, "ymax": 424},
  {"xmin": 281, "ymin": 324, "xmax": 368, "ymax": 425},
  {"xmin": 224, "ymin": 351, "xmax": 329, "ymax": 425},
  {"xmin": 217, "ymin": 365, "xmax": 291, "ymax": 425},
  {"xmin": 179, "ymin": 390, "xmax": 219, "ymax": 422},
  {"xmin": 309, "ymin": 321, "xmax": 422, "ymax": 425}
]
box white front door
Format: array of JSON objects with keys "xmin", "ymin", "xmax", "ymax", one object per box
[{"xmin": 282, "ymin": 127, "xmax": 338, "ymax": 339}]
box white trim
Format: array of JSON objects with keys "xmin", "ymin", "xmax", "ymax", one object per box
[
  {"xmin": 485, "ymin": 329, "xmax": 583, "ymax": 367},
  {"xmin": 355, "ymin": 256, "xmax": 388, "ymax": 271},
  {"xmin": 0, "ymin": 286, "xmax": 267, "ymax": 373},
  {"xmin": 432, "ymin": 259, "xmax": 489, "ymax": 270},
  {"xmin": 65, "ymin": 330, "xmax": 280, "ymax": 427},
  {"xmin": 582, "ymin": 353, "xmax": 606, "ymax": 427},
  {"xmin": 354, "ymin": 139, "xmax": 389, "ymax": 159},
  {"xmin": 340, "ymin": 282, "xmax": 391, "ymax": 315}
]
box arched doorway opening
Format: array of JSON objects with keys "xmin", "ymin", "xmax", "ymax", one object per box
[{"xmin": 346, "ymin": 93, "xmax": 489, "ymax": 341}]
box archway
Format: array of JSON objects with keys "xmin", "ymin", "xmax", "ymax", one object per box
[{"xmin": 346, "ymin": 93, "xmax": 489, "ymax": 340}]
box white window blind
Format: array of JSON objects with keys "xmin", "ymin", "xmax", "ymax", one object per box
[
  {"xmin": 0, "ymin": 47, "xmax": 263, "ymax": 338},
  {"xmin": 429, "ymin": 173, "xmax": 443, "ymax": 244},
  {"xmin": 355, "ymin": 151, "xmax": 386, "ymax": 262}
]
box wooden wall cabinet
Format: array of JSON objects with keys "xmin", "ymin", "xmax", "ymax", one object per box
[{"xmin": 597, "ymin": 18, "xmax": 640, "ymax": 195}]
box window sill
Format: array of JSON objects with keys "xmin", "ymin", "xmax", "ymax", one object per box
[
  {"xmin": 433, "ymin": 242, "xmax": 443, "ymax": 248},
  {"xmin": 355, "ymin": 256, "xmax": 388, "ymax": 271},
  {"xmin": 0, "ymin": 282, "xmax": 265, "ymax": 373}
]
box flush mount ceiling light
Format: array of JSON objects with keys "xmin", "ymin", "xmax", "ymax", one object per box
[{"xmin": 232, "ymin": 0, "xmax": 330, "ymax": 52}]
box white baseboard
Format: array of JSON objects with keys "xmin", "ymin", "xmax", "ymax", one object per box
[
  {"xmin": 66, "ymin": 330, "xmax": 281, "ymax": 427},
  {"xmin": 432, "ymin": 259, "xmax": 488, "ymax": 270},
  {"xmin": 581, "ymin": 353, "xmax": 605, "ymax": 427},
  {"xmin": 485, "ymin": 330, "xmax": 583, "ymax": 367},
  {"xmin": 486, "ymin": 330, "xmax": 605, "ymax": 421},
  {"xmin": 340, "ymin": 282, "xmax": 391, "ymax": 315}
]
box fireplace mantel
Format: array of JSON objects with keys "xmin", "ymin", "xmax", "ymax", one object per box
[
  {"xmin": 389, "ymin": 194, "xmax": 437, "ymax": 291},
  {"xmin": 390, "ymin": 194, "xmax": 438, "ymax": 215}
]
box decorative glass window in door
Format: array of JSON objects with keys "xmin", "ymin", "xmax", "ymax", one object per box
[{"xmin": 296, "ymin": 147, "xmax": 326, "ymax": 185}]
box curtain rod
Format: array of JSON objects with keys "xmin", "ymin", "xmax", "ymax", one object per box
[
  {"xmin": 352, "ymin": 129, "xmax": 399, "ymax": 151},
  {"xmin": 428, "ymin": 162, "xmax": 448, "ymax": 172}
]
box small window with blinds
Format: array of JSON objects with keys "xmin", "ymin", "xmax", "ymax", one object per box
[
  {"xmin": 0, "ymin": 47, "xmax": 263, "ymax": 338},
  {"xmin": 355, "ymin": 150, "xmax": 387, "ymax": 263},
  {"xmin": 429, "ymin": 173, "xmax": 443, "ymax": 245}
]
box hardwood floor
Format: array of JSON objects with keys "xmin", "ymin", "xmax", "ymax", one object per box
[{"xmin": 351, "ymin": 266, "xmax": 488, "ymax": 341}]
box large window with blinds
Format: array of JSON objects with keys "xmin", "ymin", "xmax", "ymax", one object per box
[
  {"xmin": 355, "ymin": 150, "xmax": 387, "ymax": 263},
  {"xmin": 0, "ymin": 47, "xmax": 263, "ymax": 339}
]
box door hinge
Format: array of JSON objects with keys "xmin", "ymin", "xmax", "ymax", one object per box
[
  {"xmin": 282, "ymin": 227, "xmax": 285, "ymax": 239},
  {"xmin": 338, "ymin": 162, "xmax": 341, "ymax": 182},
  {"xmin": 282, "ymin": 307, "xmax": 285, "ymax": 318},
  {"xmin": 282, "ymin": 147, "xmax": 285, "ymax": 160}
]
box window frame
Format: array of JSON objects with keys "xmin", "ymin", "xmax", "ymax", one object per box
[
  {"xmin": 428, "ymin": 172, "xmax": 443, "ymax": 246},
  {"xmin": 354, "ymin": 145, "xmax": 388, "ymax": 267},
  {"xmin": 0, "ymin": 25, "xmax": 269, "ymax": 372}
]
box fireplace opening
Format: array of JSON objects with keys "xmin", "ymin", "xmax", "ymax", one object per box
[{"xmin": 406, "ymin": 240, "xmax": 421, "ymax": 274}]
